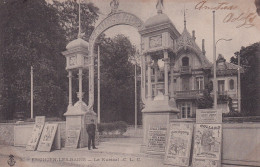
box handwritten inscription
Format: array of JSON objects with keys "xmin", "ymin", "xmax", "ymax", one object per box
[
  {"xmin": 195, "ymin": 1, "xmax": 238, "ymax": 10},
  {"xmin": 195, "ymin": 0, "xmax": 257, "ymax": 28},
  {"xmin": 223, "ymin": 12, "xmax": 257, "ymax": 28}
]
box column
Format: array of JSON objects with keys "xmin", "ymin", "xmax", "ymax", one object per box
[
  {"xmin": 68, "ymin": 70, "xmax": 73, "ymax": 106},
  {"xmin": 78, "ymin": 68, "xmax": 83, "ymax": 102},
  {"xmin": 163, "ymin": 50, "xmax": 169, "ymax": 100},
  {"xmin": 141, "ymin": 54, "xmax": 146, "ymax": 103},
  {"xmin": 170, "ymin": 64, "xmax": 174, "ymax": 98},
  {"xmin": 154, "ymin": 59, "xmax": 158, "ymax": 97},
  {"xmin": 147, "ymin": 55, "xmax": 152, "ymax": 101}
]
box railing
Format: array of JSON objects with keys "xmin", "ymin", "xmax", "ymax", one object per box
[
  {"xmin": 174, "ymin": 90, "xmax": 204, "ymax": 99},
  {"xmin": 217, "ymin": 91, "xmax": 228, "ymax": 96},
  {"xmin": 180, "ymin": 66, "xmax": 191, "ymax": 74}
]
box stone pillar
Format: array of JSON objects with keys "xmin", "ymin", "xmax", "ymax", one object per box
[
  {"xmin": 78, "ymin": 68, "xmax": 83, "ymax": 102},
  {"xmin": 154, "ymin": 59, "xmax": 158, "ymax": 97},
  {"xmin": 163, "ymin": 50, "xmax": 169, "ymax": 100},
  {"xmin": 68, "ymin": 70, "xmax": 73, "ymax": 106},
  {"xmin": 147, "ymin": 55, "xmax": 152, "ymax": 101},
  {"xmin": 170, "ymin": 65, "xmax": 174, "ymax": 98}
]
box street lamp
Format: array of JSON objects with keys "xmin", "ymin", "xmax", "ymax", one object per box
[{"xmin": 213, "ymin": 11, "xmax": 232, "ymax": 109}]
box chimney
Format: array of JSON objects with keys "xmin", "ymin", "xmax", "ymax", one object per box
[
  {"xmin": 192, "ymin": 30, "xmax": 196, "ymax": 41},
  {"xmin": 202, "ymin": 39, "xmax": 206, "ymax": 55}
]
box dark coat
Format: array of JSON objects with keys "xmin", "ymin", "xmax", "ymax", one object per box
[{"xmin": 87, "ymin": 123, "xmax": 96, "ymax": 136}]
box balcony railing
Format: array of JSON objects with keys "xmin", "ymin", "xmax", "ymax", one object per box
[
  {"xmin": 174, "ymin": 90, "xmax": 204, "ymax": 99},
  {"xmin": 180, "ymin": 66, "xmax": 191, "ymax": 75},
  {"xmin": 217, "ymin": 91, "xmax": 228, "ymax": 96}
]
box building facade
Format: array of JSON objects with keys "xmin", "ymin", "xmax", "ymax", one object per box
[{"xmin": 140, "ymin": 8, "xmax": 242, "ymax": 119}]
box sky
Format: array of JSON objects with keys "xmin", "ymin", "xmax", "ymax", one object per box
[{"xmin": 90, "ymin": 0, "xmax": 260, "ymax": 62}]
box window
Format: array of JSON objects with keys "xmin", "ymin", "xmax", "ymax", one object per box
[
  {"xmin": 229, "ymin": 79, "xmax": 234, "ymax": 90},
  {"xmin": 182, "ymin": 57, "xmax": 189, "ymax": 66},
  {"xmin": 218, "ymin": 80, "xmax": 225, "ymax": 94},
  {"xmin": 182, "ymin": 77, "xmax": 190, "ymax": 91},
  {"xmin": 180, "ymin": 103, "xmax": 191, "ymax": 118},
  {"xmin": 195, "ymin": 77, "xmax": 204, "ymax": 90}
]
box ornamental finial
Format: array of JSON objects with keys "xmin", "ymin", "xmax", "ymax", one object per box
[
  {"xmin": 110, "ymin": 0, "xmax": 119, "ymax": 13},
  {"xmin": 184, "ymin": 6, "xmax": 187, "ymax": 29},
  {"xmin": 77, "ymin": 0, "xmax": 85, "ymax": 38},
  {"xmin": 156, "ymin": 0, "xmax": 163, "ymax": 14}
]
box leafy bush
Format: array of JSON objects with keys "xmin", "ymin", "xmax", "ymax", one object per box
[
  {"xmin": 223, "ymin": 111, "xmax": 245, "ymax": 117},
  {"xmin": 97, "ymin": 121, "xmax": 128, "ymax": 135}
]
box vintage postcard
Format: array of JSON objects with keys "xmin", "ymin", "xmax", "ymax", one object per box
[{"xmin": 0, "ymin": 0, "xmax": 259, "ymax": 167}]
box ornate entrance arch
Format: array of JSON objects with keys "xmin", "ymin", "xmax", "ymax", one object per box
[{"xmin": 87, "ymin": 11, "xmax": 145, "ymax": 111}]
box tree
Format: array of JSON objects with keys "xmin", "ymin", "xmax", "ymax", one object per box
[
  {"xmin": 0, "ymin": 0, "xmax": 68, "ymax": 119},
  {"xmin": 230, "ymin": 42, "xmax": 260, "ymax": 115},
  {"xmin": 94, "ymin": 34, "xmax": 140, "ymax": 124},
  {"xmin": 196, "ymin": 81, "xmax": 213, "ymax": 109},
  {"xmin": 51, "ymin": 0, "xmax": 100, "ymax": 42}
]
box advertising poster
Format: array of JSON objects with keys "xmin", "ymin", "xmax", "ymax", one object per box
[
  {"xmin": 192, "ymin": 124, "xmax": 222, "ymax": 167},
  {"xmin": 164, "ymin": 123, "xmax": 194, "ymax": 166},
  {"xmin": 65, "ymin": 130, "xmax": 81, "ymax": 148},
  {"xmin": 147, "ymin": 125, "xmax": 167, "ymax": 154},
  {"xmin": 37, "ymin": 124, "xmax": 58, "ymax": 152},
  {"xmin": 26, "ymin": 116, "xmax": 46, "ymax": 151}
]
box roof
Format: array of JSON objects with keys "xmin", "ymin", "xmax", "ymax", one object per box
[
  {"xmin": 213, "ymin": 54, "xmax": 244, "ymax": 75},
  {"xmin": 66, "ymin": 38, "xmax": 89, "ymax": 50},
  {"xmin": 176, "ymin": 27, "xmax": 211, "ymax": 68},
  {"xmin": 144, "ymin": 13, "xmax": 172, "ymax": 28}
]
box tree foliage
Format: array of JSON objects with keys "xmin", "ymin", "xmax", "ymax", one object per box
[
  {"xmin": 0, "ymin": 0, "xmax": 69, "ymax": 120},
  {"xmin": 51, "ymin": 0, "xmax": 99, "ymax": 42},
  {"xmin": 196, "ymin": 81, "xmax": 213, "ymax": 109},
  {"xmin": 230, "ymin": 42, "xmax": 260, "ymax": 115},
  {"xmin": 94, "ymin": 34, "xmax": 141, "ymax": 124}
]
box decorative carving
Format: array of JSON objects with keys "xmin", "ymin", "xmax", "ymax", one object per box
[
  {"xmin": 69, "ymin": 56, "xmax": 77, "ymax": 66},
  {"xmin": 149, "ymin": 35, "xmax": 162, "ymax": 48},
  {"xmin": 110, "ymin": 0, "xmax": 119, "ymax": 13},
  {"xmin": 89, "ymin": 12, "xmax": 145, "ymax": 52},
  {"xmin": 84, "ymin": 56, "xmax": 90, "ymax": 66}
]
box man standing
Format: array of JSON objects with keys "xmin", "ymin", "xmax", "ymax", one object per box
[{"xmin": 87, "ymin": 119, "xmax": 97, "ymax": 150}]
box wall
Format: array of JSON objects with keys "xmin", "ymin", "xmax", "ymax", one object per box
[
  {"xmin": 172, "ymin": 119, "xmax": 260, "ymax": 166},
  {"xmin": 0, "ymin": 121, "xmax": 66, "ymax": 147}
]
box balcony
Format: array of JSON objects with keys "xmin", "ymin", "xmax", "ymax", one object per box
[
  {"xmin": 180, "ymin": 66, "xmax": 191, "ymax": 75},
  {"xmin": 174, "ymin": 90, "xmax": 204, "ymax": 99}
]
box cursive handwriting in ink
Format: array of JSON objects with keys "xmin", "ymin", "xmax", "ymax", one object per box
[
  {"xmin": 195, "ymin": 0, "xmax": 238, "ymax": 11},
  {"xmin": 223, "ymin": 12, "xmax": 257, "ymax": 28}
]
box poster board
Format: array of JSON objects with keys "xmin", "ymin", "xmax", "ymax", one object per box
[
  {"xmin": 52, "ymin": 124, "xmax": 61, "ymax": 150},
  {"xmin": 65, "ymin": 129, "xmax": 81, "ymax": 149},
  {"xmin": 37, "ymin": 123, "xmax": 58, "ymax": 152},
  {"xmin": 146, "ymin": 125, "xmax": 167, "ymax": 154},
  {"xmin": 26, "ymin": 116, "xmax": 45, "ymax": 151},
  {"xmin": 192, "ymin": 124, "xmax": 222, "ymax": 167},
  {"xmin": 196, "ymin": 109, "xmax": 222, "ymax": 124},
  {"xmin": 164, "ymin": 123, "xmax": 194, "ymax": 166}
]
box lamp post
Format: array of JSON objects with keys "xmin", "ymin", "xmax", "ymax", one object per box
[
  {"xmin": 31, "ymin": 66, "xmax": 33, "ymax": 119},
  {"xmin": 98, "ymin": 45, "xmax": 101, "ymax": 123},
  {"xmin": 213, "ymin": 11, "xmax": 232, "ymax": 109},
  {"xmin": 134, "ymin": 53, "xmax": 139, "ymax": 130},
  {"xmin": 213, "ymin": 38, "xmax": 232, "ymax": 109}
]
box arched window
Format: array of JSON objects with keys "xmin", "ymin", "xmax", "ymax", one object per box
[
  {"xmin": 229, "ymin": 79, "xmax": 234, "ymax": 90},
  {"xmin": 182, "ymin": 57, "xmax": 189, "ymax": 66}
]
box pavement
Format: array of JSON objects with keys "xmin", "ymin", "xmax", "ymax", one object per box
[{"xmin": 0, "ymin": 136, "xmax": 172, "ymax": 167}]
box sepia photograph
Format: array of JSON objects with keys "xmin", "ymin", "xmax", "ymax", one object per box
[{"xmin": 0, "ymin": 0, "xmax": 260, "ymax": 166}]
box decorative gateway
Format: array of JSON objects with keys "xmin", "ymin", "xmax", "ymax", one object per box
[{"xmin": 164, "ymin": 123, "xmax": 193, "ymax": 166}]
